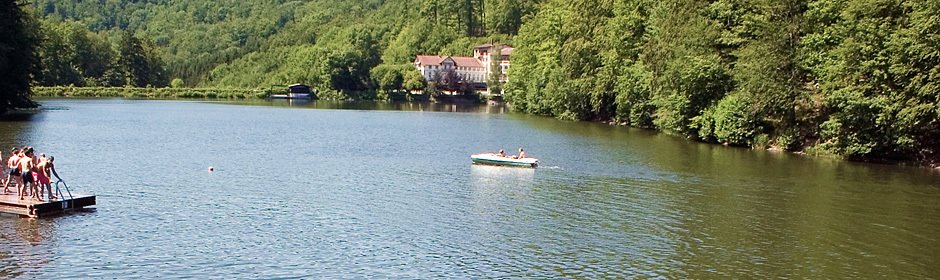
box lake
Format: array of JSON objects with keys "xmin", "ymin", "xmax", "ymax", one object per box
[{"xmin": 0, "ymin": 99, "xmax": 938, "ymax": 278}]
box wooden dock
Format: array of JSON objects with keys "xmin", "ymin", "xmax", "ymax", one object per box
[{"xmin": 0, "ymin": 191, "xmax": 95, "ymax": 218}]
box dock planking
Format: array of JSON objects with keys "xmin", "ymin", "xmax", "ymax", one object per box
[{"xmin": 0, "ymin": 191, "xmax": 95, "ymax": 218}]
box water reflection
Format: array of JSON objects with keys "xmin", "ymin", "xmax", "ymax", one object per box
[
  {"xmin": 217, "ymin": 99, "xmax": 510, "ymax": 114},
  {"xmin": 269, "ymin": 98, "xmax": 312, "ymax": 107},
  {"xmin": 470, "ymin": 164, "xmax": 534, "ymax": 195},
  {"xmin": 2, "ymin": 99, "xmax": 938, "ymax": 278},
  {"xmin": 0, "ymin": 111, "xmax": 41, "ymax": 122},
  {"xmin": 0, "ymin": 217, "xmax": 54, "ymax": 278}
]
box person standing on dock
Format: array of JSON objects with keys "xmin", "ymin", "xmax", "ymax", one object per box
[
  {"xmin": 37, "ymin": 156, "xmax": 57, "ymax": 200},
  {"xmin": 4, "ymin": 148, "xmax": 21, "ymax": 194},
  {"xmin": 17, "ymin": 148, "xmax": 38, "ymax": 201}
]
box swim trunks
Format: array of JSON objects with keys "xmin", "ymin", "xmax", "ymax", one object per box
[
  {"xmin": 35, "ymin": 172, "xmax": 49, "ymax": 185},
  {"xmin": 21, "ymin": 172, "xmax": 32, "ymax": 184}
]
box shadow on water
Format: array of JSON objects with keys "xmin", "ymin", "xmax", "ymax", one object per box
[{"xmin": 0, "ymin": 110, "xmax": 41, "ymax": 122}]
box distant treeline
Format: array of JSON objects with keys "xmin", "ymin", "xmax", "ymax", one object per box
[
  {"xmin": 32, "ymin": 87, "xmax": 263, "ymax": 99},
  {"xmin": 22, "ymin": 0, "xmax": 940, "ymax": 163},
  {"xmin": 35, "ymin": 20, "xmax": 168, "ymax": 88}
]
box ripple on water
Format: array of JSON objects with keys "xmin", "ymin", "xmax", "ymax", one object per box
[{"xmin": 1, "ymin": 100, "xmax": 939, "ymax": 278}]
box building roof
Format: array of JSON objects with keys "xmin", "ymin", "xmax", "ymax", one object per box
[
  {"xmin": 500, "ymin": 47, "xmax": 514, "ymax": 56},
  {"xmin": 474, "ymin": 44, "xmax": 514, "ymax": 51},
  {"xmin": 415, "ymin": 55, "xmax": 484, "ymax": 68},
  {"xmin": 415, "ymin": 55, "xmax": 446, "ymax": 66},
  {"xmin": 474, "ymin": 43, "xmax": 496, "ymax": 49},
  {"xmin": 450, "ymin": 56, "xmax": 484, "ymax": 68}
]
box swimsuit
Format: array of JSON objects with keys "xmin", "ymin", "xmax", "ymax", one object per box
[
  {"xmin": 35, "ymin": 171, "xmax": 49, "ymax": 185},
  {"xmin": 20, "ymin": 171, "xmax": 32, "ymax": 183},
  {"xmin": 7, "ymin": 157, "xmax": 18, "ymax": 176}
]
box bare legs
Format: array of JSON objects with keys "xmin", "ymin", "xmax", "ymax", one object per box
[
  {"xmin": 16, "ymin": 176, "xmax": 26, "ymax": 200},
  {"xmin": 1, "ymin": 173, "xmax": 10, "ymax": 193},
  {"xmin": 29, "ymin": 175, "xmax": 41, "ymax": 201},
  {"xmin": 44, "ymin": 182, "xmax": 55, "ymax": 200}
]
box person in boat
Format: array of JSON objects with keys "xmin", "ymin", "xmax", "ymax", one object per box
[
  {"xmin": 37, "ymin": 156, "xmax": 57, "ymax": 200},
  {"xmin": 516, "ymin": 148, "xmax": 526, "ymax": 159},
  {"xmin": 4, "ymin": 148, "xmax": 21, "ymax": 194},
  {"xmin": 497, "ymin": 149, "xmax": 506, "ymax": 157}
]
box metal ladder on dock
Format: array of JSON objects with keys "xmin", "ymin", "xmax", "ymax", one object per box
[{"xmin": 54, "ymin": 175, "xmax": 75, "ymax": 208}]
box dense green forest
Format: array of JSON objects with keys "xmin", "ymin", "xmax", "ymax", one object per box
[
  {"xmin": 31, "ymin": 0, "xmax": 537, "ymax": 96},
  {"xmin": 13, "ymin": 0, "xmax": 940, "ymax": 163},
  {"xmin": 0, "ymin": 1, "xmax": 39, "ymax": 113},
  {"xmin": 506, "ymin": 0, "xmax": 939, "ymax": 163}
]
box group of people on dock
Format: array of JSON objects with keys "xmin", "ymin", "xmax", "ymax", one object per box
[
  {"xmin": 1, "ymin": 146, "xmax": 60, "ymax": 201},
  {"xmin": 496, "ymin": 148, "xmax": 526, "ymax": 159}
]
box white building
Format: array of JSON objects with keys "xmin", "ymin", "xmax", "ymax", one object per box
[
  {"xmin": 414, "ymin": 55, "xmax": 487, "ymax": 83},
  {"xmin": 472, "ymin": 44, "xmax": 513, "ymax": 83},
  {"xmin": 414, "ymin": 44, "xmax": 514, "ymax": 92}
]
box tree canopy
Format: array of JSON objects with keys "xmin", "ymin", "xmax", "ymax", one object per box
[
  {"xmin": 24, "ymin": 0, "xmax": 940, "ymax": 163},
  {"xmin": 1, "ymin": 0, "xmax": 40, "ymax": 113}
]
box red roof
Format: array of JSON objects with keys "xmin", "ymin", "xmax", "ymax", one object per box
[
  {"xmin": 415, "ymin": 55, "xmax": 483, "ymax": 68},
  {"xmin": 415, "ymin": 55, "xmax": 446, "ymax": 66},
  {"xmin": 450, "ymin": 56, "xmax": 484, "ymax": 68}
]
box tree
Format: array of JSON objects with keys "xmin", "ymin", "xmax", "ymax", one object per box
[
  {"xmin": 486, "ymin": 46, "xmax": 503, "ymax": 95},
  {"xmin": 0, "ymin": 0, "xmax": 40, "ymax": 113},
  {"xmin": 371, "ymin": 64, "xmax": 406, "ymax": 94},
  {"xmin": 118, "ymin": 31, "xmax": 150, "ymax": 87},
  {"xmin": 36, "ymin": 19, "xmax": 81, "ymax": 86},
  {"xmin": 403, "ymin": 69, "xmax": 427, "ymax": 92}
]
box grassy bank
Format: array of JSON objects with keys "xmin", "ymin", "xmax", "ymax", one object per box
[{"xmin": 32, "ymin": 86, "xmax": 268, "ymax": 99}]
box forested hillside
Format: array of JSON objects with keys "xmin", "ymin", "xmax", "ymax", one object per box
[
  {"xmin": 33, "ymin": 0, "xmax": 537, "ymax": 92},
  {"xmin": 506, "ymin": 0, "xmax": 939, "ymax": 163},
  {"xmin": 27, "ymin": 0, "xmax": 940, "ymax": 163}
]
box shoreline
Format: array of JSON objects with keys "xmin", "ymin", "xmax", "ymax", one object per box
[
  {"xmin": 26, "ymin": 93, "xmax": 940, "ymax": 170},
  {"xmin": 598, "ymin": 118, "xmax": 940, "ymax": 171}
]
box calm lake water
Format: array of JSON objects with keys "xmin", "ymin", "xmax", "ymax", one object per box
[{"xmin": 0, "ymin": 99, "xmax": 938, "ymax": 278}]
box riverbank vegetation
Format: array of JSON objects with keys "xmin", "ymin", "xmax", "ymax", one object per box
[
  {"xmin": 12, "ymin": 0, "xmax": 940, "ymax": 164},
  {"xmin": 506, "ymin": 0, "xmax": 939, "ymax": 164},
  {"xmin": 32, "ymin": 86, "xmax": 263, "ymax": 99}
]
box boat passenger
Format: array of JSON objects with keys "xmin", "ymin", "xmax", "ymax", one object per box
[
  {"xmin": 517, "ymin": 148, "xmax": 526, "ymax": 159},
  {"xmin": 497, "ymin": 149, "xmax": 506, "ymax": 157}
]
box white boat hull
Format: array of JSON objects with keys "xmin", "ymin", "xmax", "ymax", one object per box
[{"xmin": 470, "ymin": 153, "xmax": 538, "ymax": 168}]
